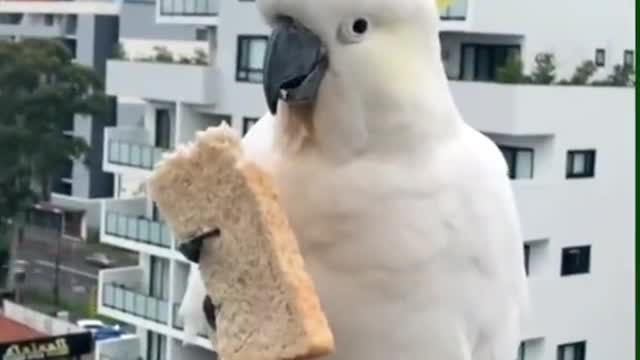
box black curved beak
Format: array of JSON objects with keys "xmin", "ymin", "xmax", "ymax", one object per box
[{"xmin": 263, "ymin": 17, "xmax": 328, "ymax": 115}]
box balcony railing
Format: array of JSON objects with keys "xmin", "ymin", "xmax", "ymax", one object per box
[
  {"xmin": 172, "ymin": 303, "xmax": 209, "ymax": 338},
  {"xmin": 105, "ymin": 212, "xmax": 172, "ymax": 249},
  {"xmin": 440, "ymin": 0, "xmax": 468, "ymax": 20},
  {"xmin": 108, "ymin": 139, "xmax": 165, "ymax": 170},
  {"xmin": 103, "ymin": 283, "xmax": 169, "ymax": 324},
  {"xmin": 159, "ymin": 0, "xmax": 219, "ymax": 16}
]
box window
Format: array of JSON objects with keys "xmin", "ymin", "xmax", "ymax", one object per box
[
  {"xmin": 155, "ymin": 109, "xmax": 172, "ymax": 149},
  {"xmin": 557, "ymin": 341, "xmax": 586, "ymax": 360},
  {"xmin": 516, "ymin": 341, "xmax": 525, "ymax": 360},
  {"xmin": 243, "ymin": 117, "xmax": 259, "ymax": 135},
  {"xmin": 146, "ymin": 331, "xmax": 166, "ymax": 360},
  {"xmin": 566, "ymin": 150, "xmax": 596, "ymax": 178},
  {"xmin": 62, "ymin": 116, "xmax": 74, "ymax": 132},
  {"xmin": 44, "ymin": 14, "xmax": 55, "ymax": 26},
  {"xmin": 460, "ymin": 44, "xmax": 521, "ymax": 81},
  {"xmin": 0, "ymin": 14, "xmax": 23, "ymax": 25},
  {"xmin": 523, "ymin": 245, "xmax": 531, "ymax": 276},
  {"xmin": 561, "ymin": 246, "xmax": 591, "ymax": 276},
  {"xmin": 236, "ymin": 35, "xmax": 268, "ymax": 83},
  {"xmin": 65, "ymin": 15, "xmax": 77, "ymax": 35},
  {"xmin": 499, "ymin": 146, "xmax": 534, "ymax": 179},
  {"xmin": 53, "ymin": 182, "xmax": 72, "ymax": 196},
  {"xmin": 195, "ymin": 28, "xmax": 209, "ymax": 41},
  {"xmin": 624, "ymin": 50, "xmax": 634, "ymax": 68},
  {"xmin": 149, "ymin": 256, "xmax": 169, "ymax": 298},
  {"xmin": 60, "ymin": 38, "xmax": 77, "ymax": 58},
  {"xmin": 60, "ymin": 159, "xmax": 73, "ymax": 180},
  {"xmin": 595, "ymin": 48, "xmax": 605, "ymax": 67}
]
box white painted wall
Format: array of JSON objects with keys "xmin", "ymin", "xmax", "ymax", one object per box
[
  {"xmin": 458, "ymin": 85, "xmax": 635, "ymax": 359},
  {"xmin": 214, "ymin": 0, "xmax": 269, "ymax": 129}
]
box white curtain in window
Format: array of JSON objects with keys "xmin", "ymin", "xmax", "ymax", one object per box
[
  {"xmin": 249, "ymin": 39, "xmax": 267, "ymax": 69},
  {"xmin": 572, "ymin": 153, "xmax": 587, "ymax": 173},
  {"xmin": 515, "ymin": 151, "xmax": 533, "ymax": 178},
  {"xmin": 562, "ymin": 346, "xmax": 576, "ymax": 360}
]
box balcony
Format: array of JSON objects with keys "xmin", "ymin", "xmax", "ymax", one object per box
[
  {"xmin": 448, "ymin": 81, "xmax": 634, "ymax": 136},
  {"xmin": 103, "ymin": 127, "xmax": 168, "ymax": 176},
  {"xmin": 157, "ymin": 0, "xmax": 219, "ymax": 25},
  {"xmin": 99, "ymin": 267, "xmax": 170, "ymax": 327},
  {"xmin": 106, "ymin": 60, "xmax": 220, "ymax": 104},
  {"xmin": 101, "ymin": 198, "xmax": 175, "ymax": 257}
]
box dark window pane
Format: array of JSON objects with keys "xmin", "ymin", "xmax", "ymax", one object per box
[{"xmin": 561, "ymin": 246, "xmax": 591, "ymax": 276}]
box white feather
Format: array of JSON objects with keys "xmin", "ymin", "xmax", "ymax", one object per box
[
  {"xmin": 178, "ymin": 263, "xmax": 208, "ymax": 346},
  {"xmin": 181, "ymin": 1, "xmax": 528, "ymax": 359}
]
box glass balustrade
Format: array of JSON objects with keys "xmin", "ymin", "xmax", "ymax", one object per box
[
  {"xmin": 440, "ymin": 0, "xmax": 468, "ymax": 20},
  {"xmin": 103, "ymin": 283, "xmax": 169, "ymax": 324},
  {"xmin": 159, "ymin": 0, "xmax": 219, "ymax": 16},
  {"xmin": 108, "ymin": 140, "xmax": 164, "ymax": 170},
  {"xmin": 105, "ymin": 212, "xmax": 172, "ymax": 248}
]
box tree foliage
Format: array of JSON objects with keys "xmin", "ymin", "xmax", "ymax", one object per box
[
  {"xmin": 496, "ymin": 52, "xmax": 528, "ymax": 84},
  {"xmin": 0, "ymin": 38, "xmax": 108, "ymax": 225},
  {"xmin": 529, "ymin": 52, "xmax": 556, "ymax": 84}
]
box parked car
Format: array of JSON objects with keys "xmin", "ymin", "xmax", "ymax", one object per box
[
  {"xmin": 84, "ymin": 253, "xmax": 115, "ymax": 268},
  {"xmin": 76, "ymin": 319, "xmax": 123, "ymax": 342}
]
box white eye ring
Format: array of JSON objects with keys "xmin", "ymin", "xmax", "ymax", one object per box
[{"xmin": 337, "ymin": 17, "xmax": 370, "ymax": 44}]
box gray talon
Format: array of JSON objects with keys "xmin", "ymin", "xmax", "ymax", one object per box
[
  {"xmin": 178, "ymin": 229, "xmax": 220, "ymax": 263},
  {"xmin": 203, "ymin": 295, "xmax": 217, "ymax": 331}
]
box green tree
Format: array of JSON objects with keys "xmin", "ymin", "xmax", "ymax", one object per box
[
  {"xmin": 0, "ymin": 38, "xmax": 107, "ymax": 205},
  {"xmin": 496, "ymin": 52, "xmax": 528, "ymax": 84},
  {"xmin": 559, "ymin": 60, "xmax": 598, "ymax": 85},
  {"xmin": 529, "ymin": 52, "xmax": 556, "ymax": 84},
  {"xmin": 605, "ymin": 63, "xmax": 635, "ymax": 86},
  {"xmin": 0, "ymin": 38, "xmax": 107, "ymax": 298}
]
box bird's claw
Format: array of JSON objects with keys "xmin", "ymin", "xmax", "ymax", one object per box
[
  {"xmin": 178, "ymin": 229, "xmax": 220, "ymax": 263},
  {"xmin": 203, "ymin": 295, "xmax": 217, "ymax": 331}
]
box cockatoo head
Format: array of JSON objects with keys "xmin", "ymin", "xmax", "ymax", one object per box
[{"xmin": 259, "ymin": 0, "xmax": 460, "ymax": 155}]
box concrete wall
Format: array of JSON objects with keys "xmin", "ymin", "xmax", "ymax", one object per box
[{"xmin": 2, "ymin": 300, "xmax": 85, "ymax": 335}]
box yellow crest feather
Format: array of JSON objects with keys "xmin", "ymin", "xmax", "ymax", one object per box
[{"xmin": 436, "ymin": 0, "xmax": 453, "ymax": 10}]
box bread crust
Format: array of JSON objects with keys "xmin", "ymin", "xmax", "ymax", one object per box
[{"xmin": 148, "ymin": 125, "xmax": 334, "ymax": 360}]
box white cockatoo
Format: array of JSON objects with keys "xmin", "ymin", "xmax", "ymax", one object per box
[{"xmin": 178, "ymin": 0, "xmax": 529, "ymax": 358}]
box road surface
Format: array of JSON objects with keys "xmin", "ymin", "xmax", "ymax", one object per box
[{"xmin": 14, "ymin": 226, "xmax": 137, "ymax": 312}]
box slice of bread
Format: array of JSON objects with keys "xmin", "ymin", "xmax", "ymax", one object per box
[{"xmin": 148, "ymin": 124, "xmax": 334, "ymax": 360}]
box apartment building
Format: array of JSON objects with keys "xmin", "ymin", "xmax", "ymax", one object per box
[
  {"xmin": 96, "ymin": 0, "xmax": 635, "ymax": 360},
  {"xmin": 0, "ymin": 0, "xmax": 120, "ymax": 239}
]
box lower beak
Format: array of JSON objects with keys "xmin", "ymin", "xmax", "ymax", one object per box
[{"xmin": 263, "ymin": 17, "xmax": 328, "ymax": 115}]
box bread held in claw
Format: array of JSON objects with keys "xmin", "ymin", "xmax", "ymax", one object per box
[{"xmin": 148, "ymin": 125, "xmax": 334, "ymax": 360}]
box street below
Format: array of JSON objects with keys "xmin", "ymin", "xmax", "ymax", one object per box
[{"xmin": 13, "ymin": 226, "xmax": 137, "ymax": 320}]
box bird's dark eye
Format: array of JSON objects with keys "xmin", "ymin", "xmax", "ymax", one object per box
[
  {"xmin": 352, "ymin": 18, "xmax": 368, "ymax": 34},
  {"xmin": 338, "ymin": 17, "xmax": 370, "ymax": 44}
]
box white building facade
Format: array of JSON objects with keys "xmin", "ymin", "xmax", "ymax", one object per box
[{"xmin": 96, "ymin": 0, "xmax": 636, "ymax": 360}]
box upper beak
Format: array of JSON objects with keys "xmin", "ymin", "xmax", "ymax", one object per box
[{"xmin": 263, "ymin": 17, "xmax": 328, "ymax": 115}]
